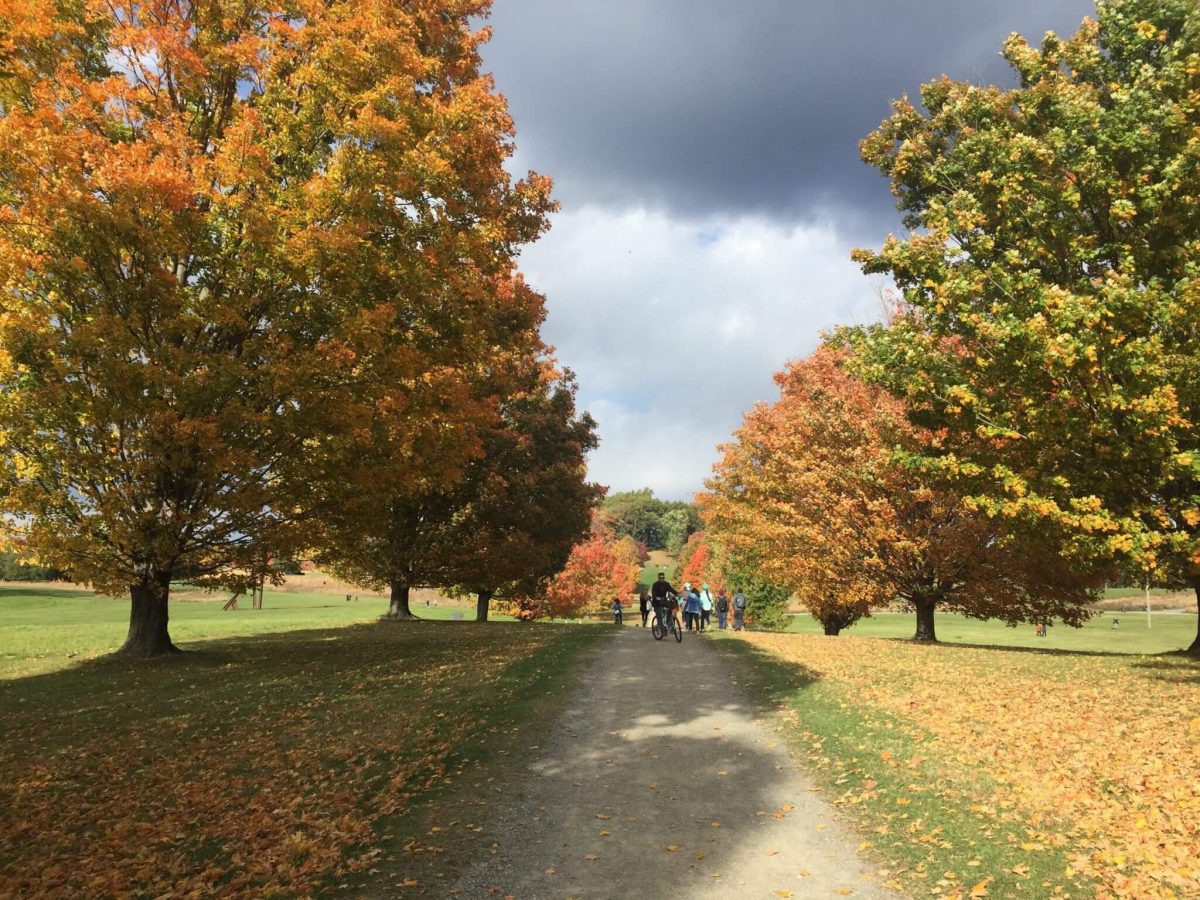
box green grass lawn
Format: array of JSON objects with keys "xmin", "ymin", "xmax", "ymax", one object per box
[
  {"xmin": 0, "ymin": 586, "xmax": 503, "ymax": 679},
  {"xmin": 1101, "ymin": 586, "xmax": 1173, "ymax": 599},
  {"xmin": 0, "ymin": 618, "xmax": 608, "ymax": 895},
  {"xmin": 638, "ymin": 555, "xmax": 680, "ymax": 592},
  {"xmin": 782, "ymin": 609, "xmax": 1197, "ymax": 654}
]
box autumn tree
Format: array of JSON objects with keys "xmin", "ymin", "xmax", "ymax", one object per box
[
  {"xmin": 516, "ymin": 522, "xmax": 640, "ymax": 621},
  {"xmin": 0, "ymin": 1, "xmax": 558, "ymax": 654},
  {"xmin": 313, "ymin": 275, "xmax": 550, "ymax": 620},
  {"xmin": 706, "ymin": 345, "xmax": 1100, "ymax": 640},
  {"xmin": 848, "ymin": 0, "xmax": 1200, "ymax": 652},
  {"xmin": 437, "ymin": 360, "xmax": 601, "ymax": 622},
  {"xmin": 677, "ymin": 531, "xmax": 719, "ymax": 590}
]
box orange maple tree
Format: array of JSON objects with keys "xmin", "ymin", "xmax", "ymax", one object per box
[
  {"xmin": 514, "ymin": 519, "xmax": 641, "ymax": 620},
  {"xmin": 706, "ymin": 344, "xmax": 1101, "ymax": 638},
  {"xmin": 0, "ymin": 0, "xmax": 552, "ymax": 652},
  {"xmin": 677, "ymin": 531, "xmax": 722, "ymax": 591}
]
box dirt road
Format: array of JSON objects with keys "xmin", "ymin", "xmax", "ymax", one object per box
[{"xmin": 454, "ymin": 627, "xmax": 897, "ymax": 898}]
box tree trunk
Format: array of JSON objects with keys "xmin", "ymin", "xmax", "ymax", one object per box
[
  {"xmin": 912, "ymin": 597, "xmax": 938, "ymax": 642},
  {"xmin": 386, "ymin": 581, "xmax": 416, "ymax": 619},
  {"xmin": 475, "ymin": 590, "xmax": 493, "ymax": 623},
  {"xmin": 1187, "ymin": 576, "xmax": 1200, "ymax": 657},
  {"xmin": 118, "ymin": 571, "xmax": 179, "ymax": 656},
  {"xmin": 823, "ymin": 620, "xmax": 841, "ymax": 636}
]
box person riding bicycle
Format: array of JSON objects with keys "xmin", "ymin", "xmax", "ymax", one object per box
[
  {"xmin": 650, "ymin": 572, "xmax": 680, "ymax": 633},
  {"xmin": 611, "ymin": 596, "xmax": 624, "ymax": 625}
]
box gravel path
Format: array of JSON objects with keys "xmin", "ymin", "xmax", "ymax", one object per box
[{"xmin": 453, "ymin": 626, "xmax": 897, "ymax": 899}]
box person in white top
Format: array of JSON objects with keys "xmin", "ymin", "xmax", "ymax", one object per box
[{"xmin": 698, "ymin": 583, "xmax": 714, "ymax": 632}]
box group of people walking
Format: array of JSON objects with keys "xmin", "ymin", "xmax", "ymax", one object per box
[{"xmin": 629, "ymin": 572, "xmax": 747, "ymax": 633}]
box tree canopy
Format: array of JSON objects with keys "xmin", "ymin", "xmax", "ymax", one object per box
[
  {"xmin": 705, "ymin": 344, "xmax": 1100, "ymax": 639},
  {"xmin": 600, "ymin": 489, "xmax": 700, "ymax": 551},
  {"xmin": 844, "ymin": 0, "xmax": 1200, "ymax": 652},
  {"xmin": 0, "ymin": 0, "xmax": 555, "ymax": 653}
]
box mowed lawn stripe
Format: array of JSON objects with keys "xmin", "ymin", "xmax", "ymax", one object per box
[{"xmin": 0, "ymin": 586, "xmax": 507, "ymax": 680}]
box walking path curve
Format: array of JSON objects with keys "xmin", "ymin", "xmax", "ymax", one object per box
[{"xmin": 455, "ymin": 626, "xmax": 897, "ymax": 898}]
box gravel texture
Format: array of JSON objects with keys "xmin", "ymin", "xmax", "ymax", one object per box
[{"xmin": 452, "ymin": 626, "xmax": 899, "ymax": 899}]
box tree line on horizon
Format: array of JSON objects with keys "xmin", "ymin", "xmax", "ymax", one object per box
[
  {"xmin": 705, "ymin": 0, "xmax": 1200, "ymax": 655},
  {"xmin": 0, "ymin": 0, "xmax": 603, "ymax": 655}
]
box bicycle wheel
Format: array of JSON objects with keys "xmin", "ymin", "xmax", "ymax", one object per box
[
  {"xmin": 651, "ymin": 615, "xmax": 664, "ymax": 641},
  {"xmin": 672, "ymin": 615, "xmax": 682, "ymax": 643}
]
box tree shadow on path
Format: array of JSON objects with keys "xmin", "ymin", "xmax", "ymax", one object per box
[{"xmin": 451, "ymin": 628, "xmax": 892, "ymax": 900}]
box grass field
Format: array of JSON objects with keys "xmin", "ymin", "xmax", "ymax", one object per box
[
  {"xmin": 0, "ymin": 618, "xmax": 608, "ymax": 896},
  {"xmin": 783, "ymin": 609, "xmax": 1198, "ymax": 655},
  {"xmin": 0, "ymin": 586, "xmax": 502, "ymax": 680},
  {"xmin": 716, "ymin": 632, "xmax": 1200, "ymax": 899}
]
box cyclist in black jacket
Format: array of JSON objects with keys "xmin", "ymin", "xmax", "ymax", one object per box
[{"xmin": 650, "ymin": 572, "xmax": 680, "ymax": 633}]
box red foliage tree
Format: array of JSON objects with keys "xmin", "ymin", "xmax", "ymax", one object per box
[{"xmin": 514, "ymin": 523, "xmax": 640, "ymax": 620}]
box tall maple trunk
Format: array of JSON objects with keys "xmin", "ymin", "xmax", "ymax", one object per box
[
  {"xmin": 912, "ymin": 596, "xmax": 938, "ymax": 642},
  {"xmin": 118, "ymin": 570, "xmax": 179, "ymax": 656},
  {"xmin": 386, "ymin": 581, "xmax": 415, "ymax": 619},
  {"xmin": 475, "ymin": 590, "xmax": 493, "ymax": 623},
  {"xmin": 1187, "ymin": 575, "xmax": 1200, "ymax": 657},
  {"xmin": 823, "ymin": 620, "xmax": 842, "ymax": 636}
]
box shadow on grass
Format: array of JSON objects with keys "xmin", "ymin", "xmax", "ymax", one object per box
[
  {"xmin": 1128, "ymin": 655, "xmax": 1200, "ymax": 684},
  {"xmin": 873, "ymin": 636, "xmax": 1168, "ymax": 660},
  {"xmin": 0, "ymin": 617, "xmax": 608, "ymax": 897},
  {"xmin": 0, "ymin": 618, "xmax": 573, "ymax": 707},
  {"xmin": 707, "ymin": 633, "xmax": 822, "ymax": 707}
]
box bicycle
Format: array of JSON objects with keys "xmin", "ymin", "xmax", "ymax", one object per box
[{"xmin": 651, "ymin": 605, "xmax": 683, "ymax": 643}]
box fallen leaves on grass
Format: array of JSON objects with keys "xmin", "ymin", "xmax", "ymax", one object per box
[
  {"xmin": 0, "ymin": 623, "xmax": 593, "ymax": 896},
  {"xmin": 743, "ymin": 633, "xmax": 1200, "ymax": 898}
]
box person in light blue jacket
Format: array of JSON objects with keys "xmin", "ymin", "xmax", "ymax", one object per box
[
  {"xmin": 698, "ymin": 583, "xmax": 714, "ymax": 632},
  {"xmin": 684, "ymin": 587, "xmax": 702, "ymax": 633}
]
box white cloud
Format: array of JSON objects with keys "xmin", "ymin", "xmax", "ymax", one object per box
[{"xmin": 520, "ymin": 206, "xmax": 885, "ymax": 500}]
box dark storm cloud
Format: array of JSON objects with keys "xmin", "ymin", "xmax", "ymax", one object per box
[{"xmin": 483, "ymin": 0, "xmax": 1095, "ymax": 228}]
